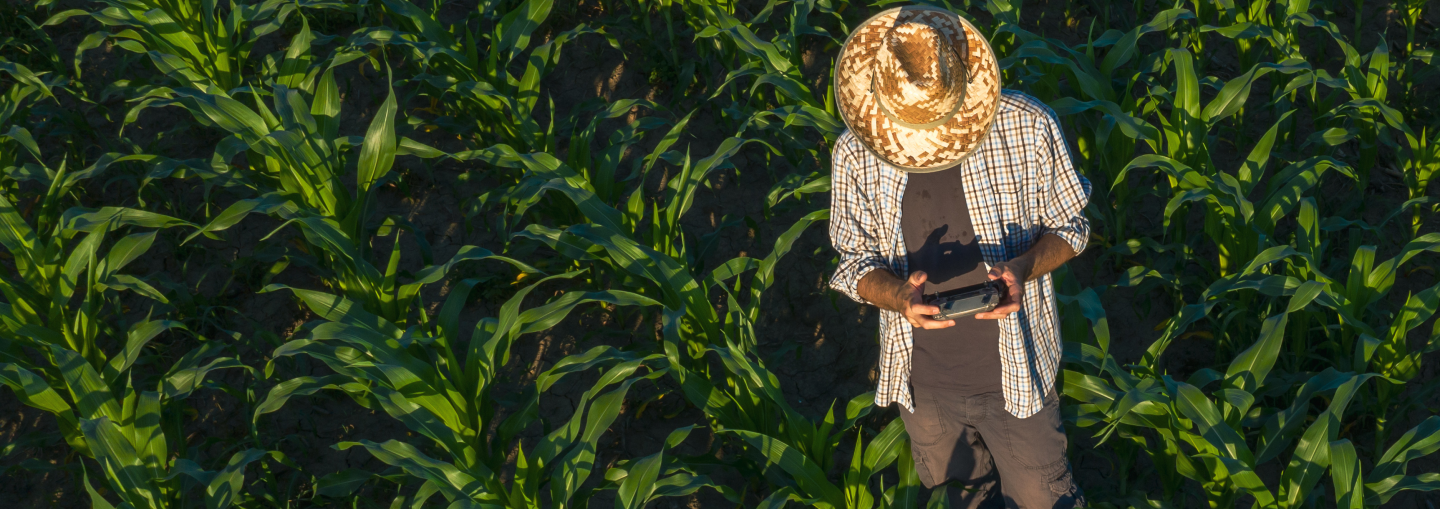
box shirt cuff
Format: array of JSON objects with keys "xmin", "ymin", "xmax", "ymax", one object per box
[
  {"xmin": 830, "ymin": 257, "xmax": 890, "ymax": 306},
  {"xmin": 1042, "ymin": 221, "xmax": 1089, "ymax": 257}
]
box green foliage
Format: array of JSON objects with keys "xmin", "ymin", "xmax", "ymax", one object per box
[
  {"xmin": 376, "ymin": 0, "xmax": 609, "ymax": 154},
  {"xmin": 0, "ymin": 107, "xmax": 256, "ymax": 508}
]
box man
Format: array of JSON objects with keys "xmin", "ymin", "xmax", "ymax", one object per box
[{"xmin": 827, "ymin": 6, "xmax": 1091, "ymax": 508}]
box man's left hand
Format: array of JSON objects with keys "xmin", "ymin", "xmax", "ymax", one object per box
[{"xmin": 975, "ymin": 261, "xmax": 1027, "ymax": 320}]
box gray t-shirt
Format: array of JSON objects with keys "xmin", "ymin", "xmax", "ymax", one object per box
[{"xmin": 902, "ymin": 169, "xmax": 1003, "ymax": 394}]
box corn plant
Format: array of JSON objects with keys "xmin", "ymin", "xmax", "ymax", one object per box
[
  {"xmin": 1062, "ymin": 246, "xmax": 1440, "ymax": 507},
  {"xmin": 6, "ymin": 3, "xmax": 105, "ymax": 149},
  {"xmin": 1300, "ymin": 38, "xmax": 1393, "ymax": 202},
  {"xmin": 148, "ymin": 32, "xmax": 400, "ymax": 240},
  {"xmin": 1395, "ymin": 0, "xmax": 1433, "ymax": 119},
  {"xmin": 0, "ymin": 146, "xmax": 265, "ymax": 508},
  {"xmin": 471, "ymin": 99, "xmax": 684, "ymax": 245},
  {"xmin": 1099, "ymin": 121, "xmax": 1347, "ymax": 372},
  {"xmin": 142, "ymin": 35, "xmax": 498, "ymax": 328},
  {"xmin": 0, "ymin": 66, "xmax": 54, "ymax": 191},
  {"xmin": 48, "ymin": 0, "xmax": 353, "ymax": 94},
  {"xmin": 1328, "ymin": 233, "xmax": 1440, "ymax": 454},
  {"xmin": 0, "ymin": 200, "xmax": 188, "ymax": 454},
  {"xmin": 586, "ymin": 0, "xmax": 705, "ymax": 106},
  {"xmin": 1274, "ymin": 25, "xmax": 1440, "ymax": 233},
  {"xmin": 60, "ymin": 343, "xmax": 264, "ymax": 509},
  {"xmin": 1396, "ymin": 126, "xmax": 1439, "ymax": 235},
  {"xmin": 499, "ymin": 116, "xmax": 921, "ymax": 506},
  {"xmin": 252, "ymin": 269, "xmax": 693, "ymax": 508},
  {"xmin": 0, "ymin": 139, "xmax": 198, "ymax": 369},
  {"xmin": 373, "ymin": 0, "xmax": 608, "ymax": 154},
  {"xmin": 998, "ymin": 8, "xmax": 1188, "ymax": 243},
  {"xmin": 691, "ymin": 0, "xmax": 839, "ymax": 114},
  {"xmin": 683, "ymin": 328, "xmax": 918, "ymax": 508},
  {"xmin": 690, "ymin": 0, "xmax": 846, "ymax": 172},
  {"xmin": 1111, "ymin": 124, "xmax": 1440, "ymax": 465},
  {"xmin": 508, "ymin": 129, "xmax": 808, "ymax": 347},
  {"xmin": 571, "ymin": 214, "xmax": 913, "ymax": 508},
  {"xmin": 1115, "ymin": 112, "xmax": 1351, "ymax": 288},
  {"xmin": 599, "ymin": 424, "xmax": 742, "ymax": 509}
]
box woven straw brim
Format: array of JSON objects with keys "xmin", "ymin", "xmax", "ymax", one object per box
[{"xmin": 835, "ymin": 6, "xmax": 1001, "ymax": 173}]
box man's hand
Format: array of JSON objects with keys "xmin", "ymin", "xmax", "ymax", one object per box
[
  {"xmin": 899, "ymin": 272, "xmax": 957, "ymax": 329},
  {"xmin": 857, "ymin": 270, "xmax": 957, "ymax": 329},
  {"xmin": 974, "ymin": 234, "xmax": 1079, "ymax": 320},
  {"xmin": 974, "ymin": 261, "xmax": 1026, "ymax": 320}
]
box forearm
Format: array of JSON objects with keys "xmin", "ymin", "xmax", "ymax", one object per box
[
  {"xmin": 1009, "ymin": 233, "xmax": 1079, "ymax": 282},
  {"xmin": 857, "ymin": 269, "xmax": 913, "ymax": 313}
]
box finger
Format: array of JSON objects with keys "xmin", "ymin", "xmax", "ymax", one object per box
[
  {"xmin": 913, "ymin": 304, "xmax": 940, "ymax": 315},
  {"xmin": 909, "ymin": 271, "xmax": 928, "ymax": 286},
  {"xmin": 975, "ymin": 302, "xmax": 1021, "ymax": 319},
  {"xmin": 974, "ymin": 309, "xmax": 1012, "ymax": 320},
  {"xmin": 987, "ymin": 266, "xmax": 1001, "ymax": 280},
  {"xmin": 917, "ymin": 318, "xmax": 956, "ymax": 329}
]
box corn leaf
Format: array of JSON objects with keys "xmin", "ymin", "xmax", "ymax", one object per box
[{"xmin": 723, "ymin": 429, "xmax": 846, "ymax": 509}]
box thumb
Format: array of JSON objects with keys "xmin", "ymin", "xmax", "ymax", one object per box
[{"xmin": 909, "ymin": 270, "xmax": 928, "ymax": 286}]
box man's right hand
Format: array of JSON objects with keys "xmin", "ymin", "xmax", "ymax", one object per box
[{"xmin": 857, "ymin": 270, "xmax": 957, "ymax": 330}]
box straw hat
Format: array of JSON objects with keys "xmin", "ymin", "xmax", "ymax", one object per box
[{"xmin": 834, "ymin": 6, "xmax": 1001, "ymax": 172}]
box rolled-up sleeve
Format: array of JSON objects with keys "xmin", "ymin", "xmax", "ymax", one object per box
[
  {"xmin": 828, "ymin": 134, "xmax": 890, "ymax": 305},
  {"xmin": 1034, "ymin": 107, "xmax": 1091, "ymax": 256}
]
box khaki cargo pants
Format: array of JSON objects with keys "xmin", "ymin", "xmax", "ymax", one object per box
[{"xmin": 900, "ymin": 385, "xmax": 1085, "ymax": 509}]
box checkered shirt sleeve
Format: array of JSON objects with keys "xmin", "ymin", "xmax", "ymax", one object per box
[
  {"xmin": 1034, "ymin": 105, "xmax": 1092, "ymax": 256},
  {"xmin": 827, "ymin": 90, "xmax": 1091, "ymax": 418},
  {"xmin": 827, "ymin": 140, "xmax": 892, "ymax": 305}
]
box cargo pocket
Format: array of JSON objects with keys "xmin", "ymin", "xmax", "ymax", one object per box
[
  {"xmin": 912, "ymin": 450, "xmax": 942, "ymax": 488},
  {"xmin": 1046, "ymin": 463, "xmax": 1074, "ymax": 495},
  {"xmin": 1043, "ymin": 460, "xmax": 1086, "ymax": 507}
]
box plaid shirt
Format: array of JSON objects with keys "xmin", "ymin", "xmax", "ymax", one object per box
[{"xmin": 828, "ymin": 90, "xmax": 1091, "ymax": 418}]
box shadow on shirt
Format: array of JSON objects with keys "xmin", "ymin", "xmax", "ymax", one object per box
[{"xmin": 914, "ymin": 224, "xmax": 989, "ymax": 292}]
